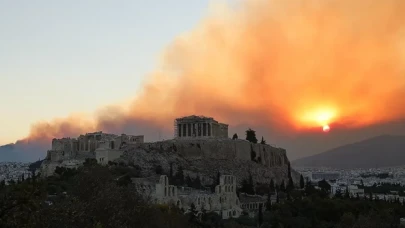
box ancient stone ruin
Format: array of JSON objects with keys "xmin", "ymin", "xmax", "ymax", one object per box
[
  {"xmin": 40, "ymin": 131, "xmax": 144, "ymax": 175},
  {"xmin": 38, "ymin": 115, "xmax": 297, "ymax": 218},
  {"xmin": 40, "ymin": 115, "xmax": 293, "ymax": 183},
  {"xmin": 174, "ymin": 115, "xmax": 228, "ymax": 139}
]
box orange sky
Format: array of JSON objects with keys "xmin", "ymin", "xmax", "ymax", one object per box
[{"xmin": 27, "ymin": 0, "xmax": 405, "ymax": 143}]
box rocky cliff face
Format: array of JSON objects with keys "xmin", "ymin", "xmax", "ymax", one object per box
[
  {"xmin": 117, "ymin": 138, "xmax": 298, "ymax": 186},
  {"xmin": 39, "ymin": 138, "xmax": 299, "ymax": 185}
]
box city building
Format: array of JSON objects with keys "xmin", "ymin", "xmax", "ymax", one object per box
[{"xmin": 311, "ymin": 172, "xmax": 340, "ymax": 181}]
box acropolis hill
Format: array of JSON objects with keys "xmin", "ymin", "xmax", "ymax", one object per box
[{"xmin": 40, "ymin": 115, "xmax": 298, "ymax": 185}]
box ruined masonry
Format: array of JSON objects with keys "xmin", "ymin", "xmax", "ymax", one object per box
[
  {"xmin": 39, "ymin": 115, "xmax": 293, "ymax": 219},
  {"xmin": 175, "ymin": 115, "xmax": 228, "ymax": 139},
  {"xmin": 133, "ymin": 174, "xmax": 245, "ymax": 219},
  {"xmin": 40, "ymin": 131, "xmax": 144, "ymax": 175}
]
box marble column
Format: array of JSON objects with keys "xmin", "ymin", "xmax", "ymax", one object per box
[
  {"xmin": 182, "ymin": 123, "xmax": 185, "ymax": 137},
  {"xmin": 210, "ymin": 123, "xmax": 213, "ymax": 137}
]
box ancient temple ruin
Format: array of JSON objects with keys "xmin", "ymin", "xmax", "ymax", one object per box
[{"xmin": 174, "ymin": 115, "xmax": 228, "ymax": 139}]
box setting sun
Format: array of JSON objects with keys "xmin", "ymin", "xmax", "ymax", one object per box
[{"xmin": 296, "ymin": 107, "xmax": 338, "ymax": 130}]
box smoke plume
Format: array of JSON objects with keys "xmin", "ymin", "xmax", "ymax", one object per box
[{"xmin": 25, "ymin": 0, "xmax": 405, "ymax": 146}]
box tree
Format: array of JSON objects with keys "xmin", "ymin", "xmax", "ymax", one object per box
[
  {"xmin": 270, "ymin": 179, "xmax": 275, "ymax": 194},
  {"xmin": 276, "ymin": 192, "xmax": 280, "ymax": 203},
  {"xmin": 260, "ymin": 137, "xmax": 266, "ymax": 144},
  {"xmin": 245, "ymin": 128, "xmax": 258, "ymax": 143},
  {"xmin": 344, "ymin": 186, "xmax": 350, "ymax": 198},
  {"xmin": 117, "ymin": 175, "xmax": 132, "ymax": 187},
  {"xmin": 169, "ymin": 163, "xmax": 173, "ymax": 178},
  {"xmin": 300, "ymin": 175, "xmax": 305, "ymax": 189},
  {"xmin": 286, "ymin": 177, "xmax": 294, "ymax": 192},
  {"xmin": 155, "ymin": 165, "xmax": 163, "ymax": 175},
  {"xmin": 266, "ymin": 189, "xmax": 272, "ymax": 211},
  {"xmin": 188, "ymin": 203, "xmax": 199, "ymax": 224},
  {"xmin": 232, "ymin": 133, "xmax": 238, "ymax": 140},
  {"xmin": 249, "ymin": 174, "xmax": 254, "ymax": 188},
  {"xmin": 258, "ymin": 203, "xmax": 264, "ymax": 226},
  {"xmin": 335, "ymin": 189, "xmax": 343, "ymax": 198},
  {"xmin": 174, "ymin": 166, "xmax": 185, "ymax": 186},
  {"xmin": 240, "ymin": 174, "xmax": 255, "ymax": 195},
  {"xmin": 318, "ymin": 179, "xmax": 331, "ymax": 193},
  {"xmin": 337, "ymin": 213, "xmax": 356, "ymax": 228},
  {"xmin": 185, "ymin": 175, "xmax": 193, "ymax": 187},
  {"xmin": 83, "ymin": 158, "xmax": 97, "ymax": 166},
  {"xmin": 210, "ymin": 171, "xmax": 221, "ymax": 192},
  {"xmin": 279, "ymin": 180, "xmax": 286, "ymax": 192},
  {"xmin": 0, "ymin": 165, "xmax": 194, "ymax": 228},
  {"xmin": 192, "ymin": 175, "xmax": 202, "ymax": 189}
]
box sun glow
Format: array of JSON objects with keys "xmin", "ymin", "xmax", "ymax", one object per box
[
  {"xmin": 323, "ymin": 125, "xmax": 330, "ymax": 132},
  {"xmin": 297, "ymin": 107, "xmax": 338, "ymax": 129}
]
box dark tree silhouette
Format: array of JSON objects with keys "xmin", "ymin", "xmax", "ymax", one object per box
[
  {"xmin": 300, "ymin": 174, "xmax": 305, "ymax": 189},
  {"xmin": 169, "ymin": 163, "xmax": 173, "ymax": 181},
  {"xmin": 192, "ymin": 175, "xmax": 202, "ymax": 189},
  {"xmin": 232, "ymin": 133, "xmax": 238, "ymax": 140},
  {"xmin": 260, "ymin": 137, "xmax": 266, "ymax": 144},
  {"xmin": 245, "ymin": 128, "xmax": 258, "ymax": 143},
  {"xmin": 280, "ymin": 180, "xmax": 286, "ymax": 192},
  {"xmin": 318, "ymin": 179, "xmax": 332, "ymax": 193},
  {"xmin": 185, "ymin": 175, "xmax": 193, "ymax": 187},
  {"xmin": 286, "ymin": 177, "xmax": 294, "ymax": 192},
  {"xmin": 155, "ymin": 165, "xmax": 164, "ymax": 175},
  {"xmin": 240, "ymin": 173, "xmax": 255, "ymax": 195},
  {"xmin": 175, "ymin": 166, "xmax": 185, "ymax": 186},
  {"xmin": 345, "ymin": 186, "xmax": 350, "ymax": 198},
  {"xmin": 188, "ymin": 203, "xmax": 198, "ymax": 224},
  {"xmin": 258, "ymin": 203, "xmax": 263, "ymax": 226},
  {"xmin": 270, "ymin": 179, "xmax": 275, "ymax": 194},
  {"xmin": 266, "ymin": 188, "xmax": 272, "ymax": 211},
  {"xmin": 335, "ymin": 189, "xmax": 343, "ymax": 198}
]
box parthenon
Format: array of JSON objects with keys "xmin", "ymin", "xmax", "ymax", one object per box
[{"xmin": 174, "ymin": 115, "xmax": 228, "ymax": 139}]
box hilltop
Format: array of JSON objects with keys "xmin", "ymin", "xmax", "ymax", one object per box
[
  {"xmin": 292, "ymin": 135, "xmax": 405, "ymax": 168},
  {"xmin": 40, "ymin": 137, "xmax": 299, "ymax": 185},
  {"xmin": 0, "ymin": 141, "xmax": 47, "ymax": 162}
]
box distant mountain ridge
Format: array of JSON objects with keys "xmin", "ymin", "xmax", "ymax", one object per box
[
  {"xmin": 0, "ymin": 141, "xmax": 48, "ymax": 162},
  {"xmin": 292, "ymin": 135, "xmax": 405, "ymax": 169}
]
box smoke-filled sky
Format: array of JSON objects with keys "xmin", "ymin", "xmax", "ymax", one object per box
[{"xmin": 2, "ymin": 0, "xmax": 405, "ymax": 161}]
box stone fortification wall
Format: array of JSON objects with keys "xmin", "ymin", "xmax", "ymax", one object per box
[
  {"xmin": 139, "ymin": 139, "xmax": 288, "ymax": 168},
  {"xmin": 50, "ymin": 132, "xmax": 144, "ymax": 155}
]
